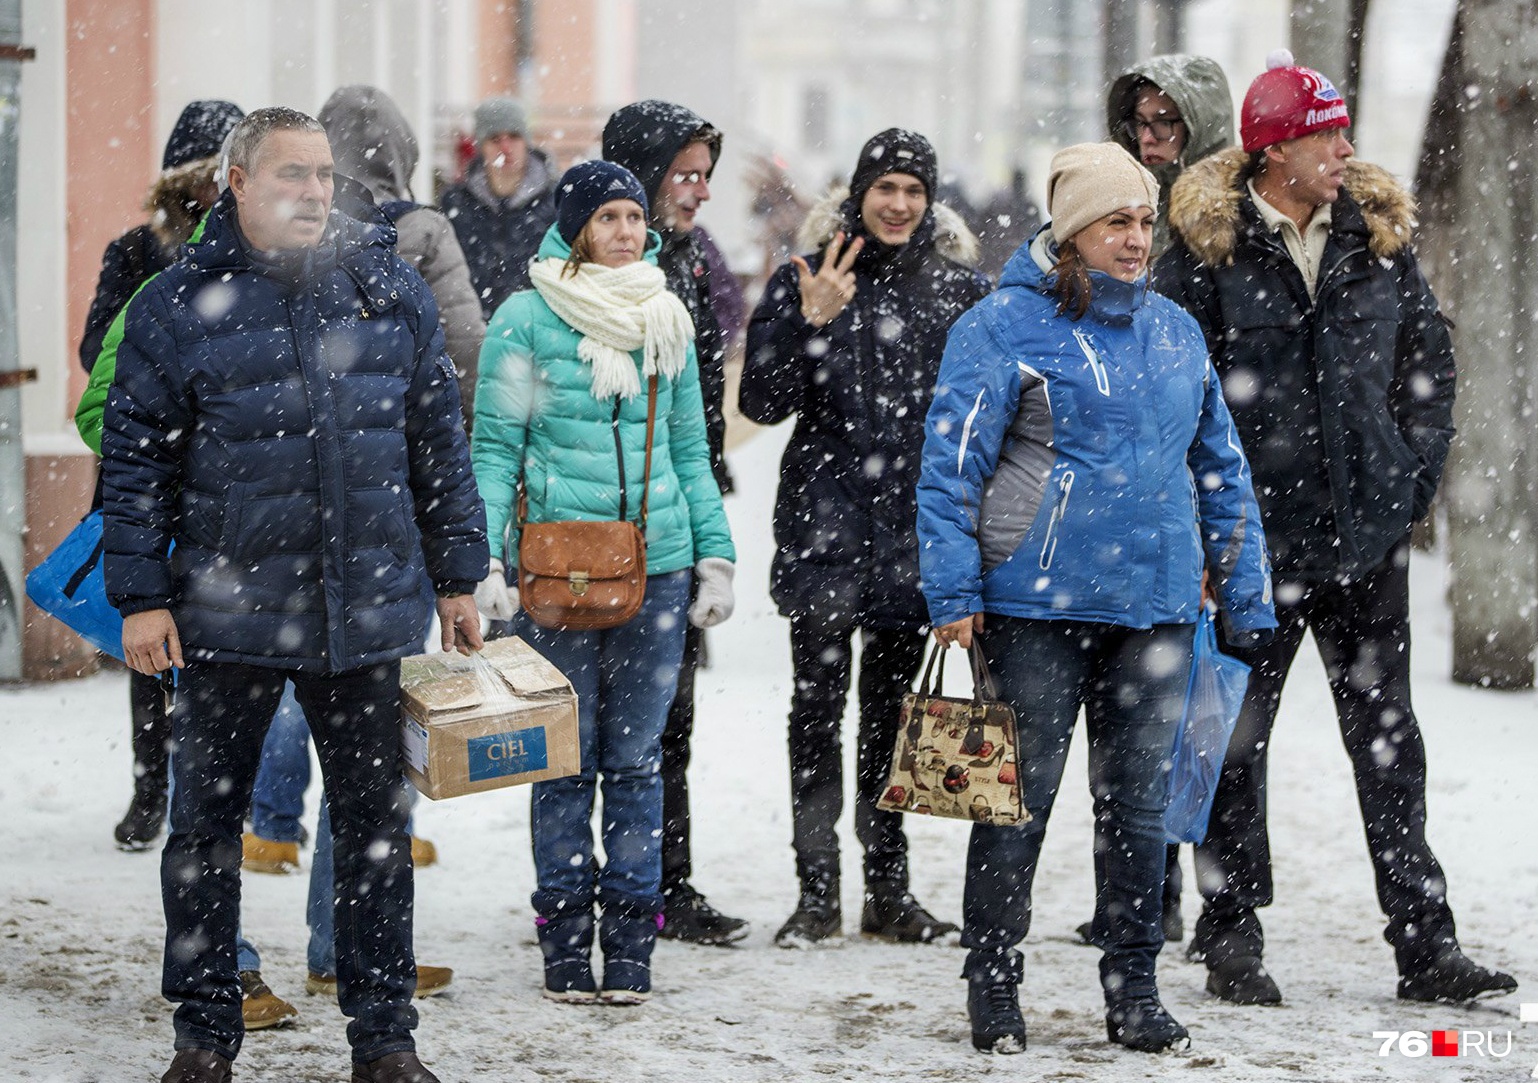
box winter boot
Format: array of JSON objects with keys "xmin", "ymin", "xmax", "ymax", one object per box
[
  {"xmin": 240, "ymin": 969, "xmax": 298, "ymax": 1030},
  {"xmin": 241, "ymin": 832, "xmax": 300, "ymax": 875},
  {"xmin": 1106, "ymin": 995, "xmax": 1191, "ymax": 1052},
  {"xmin": 774, "ymin": 868, "xmax": 841, "ymax": 948},
  {"xmin": 410, "ymin": 836, "xmax": 438, "ymax": 868},
  {"xmin": 305, "ymin": 965, "xmax": 454, "ymax": 1000},
  {"xmin": 1398, "ymin": 948, "xmax": 1518, "ymax": 1003},
  {"xmin": 967, "ymin": 969, "xmax": 1027, "ymax": 1054},
  {"xmin": 861, "ymin": 880, "xmax": 958, "ymax": 943},
  {"xmin": 598, "ymin": 892, "xmax": 660, "ymax": 1004},
  {"xmin": 160, "ymin": 1049, "xmax": 232, "ymax": 1083},
  {"xmin": 659, "ymin": 882, "xmax": 749, "ymax": 946},
  {"xmin": 534, "ymin": 890, "xmax": 597, "ymax": 1003},
  {"xmin": 1206, "ymin": 955, "xmax": 1282, "ymax": 1005},
  {"xmin": 114, "ymin": 781, "xmax": 167, "ymax": 852},
  {"xmin": 351, "ymin": 1051, "xmax": 441, "ymax": 1083}
]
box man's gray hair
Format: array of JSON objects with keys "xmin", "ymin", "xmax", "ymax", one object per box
[{"xmin": 226, "ymin": 106, "xmax": 326, "ymax": 174}]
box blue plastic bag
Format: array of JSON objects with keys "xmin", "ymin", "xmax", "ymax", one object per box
[
  {"xmin": 1165, "ymin": 607, "xmax": 1252, "ymax": 844},
  {"xmin": 25, "ymin": 509, "xmax": 125, "ymax": 660}
]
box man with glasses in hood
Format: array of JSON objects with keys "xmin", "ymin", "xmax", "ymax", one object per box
[
  {"xmin": 601, "ymin": 100, "xmax": 745, "ymax": 946},
  {"xmin": 1107, "ymin": 54, "xmax": 1235, "ymax": 258}
]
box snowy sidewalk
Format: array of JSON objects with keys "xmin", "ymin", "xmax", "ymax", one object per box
[{"xmin": 2, "ymin": 423, "xmax": 1535, "ymax": 1082}]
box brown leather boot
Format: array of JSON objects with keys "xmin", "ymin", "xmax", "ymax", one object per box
[
  {"xmin": 160, "ymin": 1049, "xmax": 232, "ymax": 1083},
  {"xmin": 351, "ymin": 1051, "xmax": 440, "ymax": 1083}
]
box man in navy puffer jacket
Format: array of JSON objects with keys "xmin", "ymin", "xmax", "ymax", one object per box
[{"xmin": 102, "ymin": 107, "xmax": 486, "ymax": 1083}]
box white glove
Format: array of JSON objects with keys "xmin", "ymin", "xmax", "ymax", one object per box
[
  {"xmin": 688, "ymin": 557, "xmax": 736, "ymax": 628},
  {"xmin": 473, "ymin": 559, "xmax": 519, "ymax": 621}
]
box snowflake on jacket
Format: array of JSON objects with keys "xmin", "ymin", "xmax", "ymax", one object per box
[{"xmin": 741, "ymin": 190, "xmax": 992, "ymax": 629}]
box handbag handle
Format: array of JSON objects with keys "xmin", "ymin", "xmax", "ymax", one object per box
[{"xmin": 917, "ymin": 634, "xmax": 1003, "ymax": 707}]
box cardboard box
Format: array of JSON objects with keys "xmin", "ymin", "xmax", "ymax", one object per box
[{"xmin": 399, "ymin": 637, "xmax": 580, "ymax": 800}]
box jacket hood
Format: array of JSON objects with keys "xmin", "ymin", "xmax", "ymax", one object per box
[
  {"xmin": 601, "ymin": 99, "xmax": 722, "ymax": 208},
  {"xmin": 532, "ymin": 220, "xmax": 664, "ymax": 266},
  {"xmin": 146, "ymin": 156, "xmax": 218, "ymax": 250},
  {"xmin": 1108, "ymin": 54, "xmax": 1235, "ymax": 182},
  {"xmin": 319, "ymin": 85, "xmax": 417, "ymax": 203},
  {"xmin": 1167, "ymin": 146, "xmax": 1416, "ymax": 267},
  {"xmin": 796, "ymin": 185, "xmax": 981, "ymax": 268},
  {"xmin": 161, "ymin": 99, "xmax": 244, "ymax": 171},
  {"xmin": 997, "ymin": 224, "xmax": 1147, "ymax": 324}
]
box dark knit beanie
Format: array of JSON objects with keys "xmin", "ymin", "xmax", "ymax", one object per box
[
  {"xmin": 555, "ymin": 160, "xmax": 649, "ymax": 244},
  {"xmin": 162, "ymin": 100, "xmax": 245, "ymax": 171},
  {"xmin": 848, "ymin": 128, "xmax": 938, "ymax": 204}
]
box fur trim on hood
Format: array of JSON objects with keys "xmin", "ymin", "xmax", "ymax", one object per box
[
  {"xmin": 1167, "ymin": 146, "xmax": 1416, "ymax": 267},
  {"xmin": 796, "ymin": 185, "xmax": 981, "ymax": 268},
  {"xmin": 146, "ymin": 156, "xmax": 219, "ymax": 250}
]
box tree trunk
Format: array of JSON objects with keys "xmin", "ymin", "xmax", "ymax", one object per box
[
  {"xmin": 1289, "ymin": 0, "xmax": 1366, "ymax": 108},
  {"xmin": 1425, "ymin": 0, "xmax": 1538, "ymax": 688},
  {"xmin": 1104, "ymin": 0, "xmax": 1140, "ymax": 92}
]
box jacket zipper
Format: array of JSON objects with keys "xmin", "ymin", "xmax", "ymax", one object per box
[
  {"xmin": 1073, "ymin": 330, "xmax": 1110, "ymax": 396},
  {"xmin": 1038, "ymin": 470, "xmax": 1075, "ymax": 570}
]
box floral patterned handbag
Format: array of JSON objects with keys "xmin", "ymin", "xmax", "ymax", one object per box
[{"xmin": 877, "ymin": 639, "xmax": 1028, "ymax": 826}]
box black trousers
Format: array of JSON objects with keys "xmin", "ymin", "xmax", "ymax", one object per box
[
  {"xmin": 1193, "ymin": 539, "xmax": 1458, "ymax": 973},
  {"xmin": 659, "ymin": 623, "xmax": 703, "ymax": 897},
  {"xmin": 786, "ymin": 616, "xmax": 927, "ymax": 890},
  {"xmin": 130, "ymin": 668, "xmax": 172, "ymax": 794}
]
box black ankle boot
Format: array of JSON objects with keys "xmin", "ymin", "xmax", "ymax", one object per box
[
  {"xmin": 968, "ymin": 971, "xmax": 1026, "ymax": 1053},
  {"xmin": 1106, "ymin": 995, "xmax": 1190, "ymax": 1052},
  {"xmin": 774, "ymin": 868, "xmax": 840, "ymax": 948},
  {"xmin": 114, "ymin": 780, "xmax": 167, "ymax": 851},
  {"xmin": 861, "ymin": 881, "xmax": 958, "ymax": 943}
]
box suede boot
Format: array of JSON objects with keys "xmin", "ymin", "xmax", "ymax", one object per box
[
  {"xmin": 534, "ymin": 890, "xmax": 597, "ymax": 1003},
  {"xmin": 598, "ymin": 892, "xmax": 660, "ymax": 1004}
]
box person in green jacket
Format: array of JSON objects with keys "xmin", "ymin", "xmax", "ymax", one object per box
[
  {"xmin": 1107, "ymin": 53, "xmax": 1236, "ymax": 258},
  {"xmin": 471, "ymin": 161, "xmax": 735, "ymax": 1006}
]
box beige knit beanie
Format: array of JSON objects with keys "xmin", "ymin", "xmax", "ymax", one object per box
[{"xmin": 1047, "ymin": 142, "xmax": 1160, "ymax": 245}]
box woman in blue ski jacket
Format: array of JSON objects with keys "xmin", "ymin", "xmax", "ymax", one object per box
[{"xmin": 916, "ymin": 143, "xmax": 1275, "ymax": 1056}]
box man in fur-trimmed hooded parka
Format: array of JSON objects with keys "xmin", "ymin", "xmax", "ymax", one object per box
[
  {"xmin": 741, "ymin": 128, "xmax": 990, "ymax": 949},
  {"xmin": 1154, "ymin": 53, "xmax": 1517, "ymax": 1009}
]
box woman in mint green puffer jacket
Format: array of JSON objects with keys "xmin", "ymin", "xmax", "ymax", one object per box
[{"xmin": 470, "ymin": 161, "xmax": 734, "ymax": 1008}]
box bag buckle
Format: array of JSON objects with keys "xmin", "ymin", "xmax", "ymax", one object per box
[{"xmin": 568, "ymin": 571, "xmax": 590, "ymax": 596}]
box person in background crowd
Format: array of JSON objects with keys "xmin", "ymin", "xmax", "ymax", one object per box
[
  {"xmin": 976, "ymin": 168, "xmax": 1042, "ymax": 281},
  {"xmin": 471, "ymin": 161, "xmax": 736, "ymax": 1005},
  {"xmin": 440, "ymin": 96, "xmax": 558, "ymax": 322},
  {"xmin": 1063, "ymin": 52, "xmax": 1236, "ymax": 947},
  {"xmin": 77, "ymin": 100, "xmax": 243, "ymax": 855},
  {"xmin": 741, "ymin": 128, "xmax": 990, "ymax": 949},
  {"xmin": 1107, "ymin": 53, "xmax": 1235, "ymax": 258},
  {"xmin": 1155, "ymin": 51, "xmax": 1516, "ymax": 1010},
  {"xmin": 602, "ymin": 100, "xmax": 745, "ymax": 947},
  {"xmin": 103, "ymin": 106, "xmax": 486, "ymax": 1083},
  {"xmin": 321, "ymin": 84, "xmax": 486, "ymax": 419},
  {"xmin": 919, "ymin": 141, "xmax": 1275, "ymax": 1055}
]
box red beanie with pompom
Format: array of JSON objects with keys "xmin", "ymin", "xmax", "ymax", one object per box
[{"xmin": 1241, "ymin": 49, "xmax": 1351, "ymax": 152}]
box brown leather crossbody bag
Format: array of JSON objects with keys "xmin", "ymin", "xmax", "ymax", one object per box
[{"xmin": 516, "ymin": 376, "xmax": 657, "ymax": 631}]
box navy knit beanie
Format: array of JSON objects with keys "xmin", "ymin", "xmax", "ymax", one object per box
[
  {"xmin": 848, "ymin": 128, "xmax": 938, "ymax": 204},
  {"xmin": 555, "ymin": 160, "xmax": 649, "ymax": 244},
  {"xmin": 162, "ymin": 100, "xmax": 245, "ymax": 171}
]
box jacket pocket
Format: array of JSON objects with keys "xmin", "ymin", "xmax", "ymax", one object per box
[{"xmin": 1038, "ymin": 470, "xmax": 1075, "ymax": 571}]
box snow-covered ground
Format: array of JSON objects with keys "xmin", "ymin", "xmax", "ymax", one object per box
[{"xmin": 3, "ymin": 422, "xmax": 1535, "ymax": 1083}]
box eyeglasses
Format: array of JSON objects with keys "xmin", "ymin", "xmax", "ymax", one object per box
[
  {"xmin": 1123, "ymin": 117, "xmax": 1184, "ymax": 142},
  {"xmin": 670, "ymin": 170, "xmax": 707, "ymax": 186}
]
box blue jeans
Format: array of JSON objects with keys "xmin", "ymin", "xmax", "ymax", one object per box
[
  {"xmin": 514, "ymin": 569, "xmax": 690, "ymax": 915},
  {"xmin": 162, "ymin": 660, "xmax": 416, "ymax": 1063},
  {"xmin": 962, "ymin": 618, "xmax": 1190, "ymax": 1004},
  {"xmin": 249, "ymin": 685, "xmax": 310, "ymax": 843}
]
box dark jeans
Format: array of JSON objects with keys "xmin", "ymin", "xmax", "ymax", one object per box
[
  {"xmin": 129, "ymin": 668, "xmax": 171, "ymax": 794},
  {"xmin": 1193, "ymin": 540, "xmax": 1458, "ymax": 974},
  {"xmin": 660, "ymin": 622, "xmax": 703, "ymax": 897},
  {"xmin": 963, "ymin": 618, "xmax": 1190, "ymax": 1003},
  {"xmin": 162, "ymin": 660, "xmax": 416, "ymax": 1063},
  {"xmin": 787, "ymin": 617, "xmax": 927, "ymax": 890}
]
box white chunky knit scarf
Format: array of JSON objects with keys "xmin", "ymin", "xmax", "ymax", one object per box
[{"xmin": 529, "ymin": 257, "xmax": 694, "ymax": 400}]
